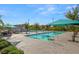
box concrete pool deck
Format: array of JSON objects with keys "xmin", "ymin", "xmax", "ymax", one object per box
[{"xmin": 7, "ymin": 32, "xmax": 79, "ymax": 54}]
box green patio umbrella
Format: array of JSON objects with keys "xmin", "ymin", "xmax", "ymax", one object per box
[
  {"xmin": 49, "ymin": 19, "xmax": 79, "ymax": 42},
  {"xmin": 49, "ymin": 19, "xmax": 79, "ymax": 26}
]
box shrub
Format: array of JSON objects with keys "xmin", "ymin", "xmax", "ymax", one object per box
[
  {"xmin": 1, "ymin": 46, "xmax": 24, "ymax": 54},
  {"xmin": 0, "ymin": 39, "xmax": 6, "ymax": 42},
  {"xmin": 0, "ymin": 39, "xmax": 24, "ymax": 54},
  {"xmin": 1, "ymin": 46, "xmax": 17, "ymax": 54},
  {"xmin": 8, "ymin": 49, "xmax": 24, "ymax": 54},
  {"xmin": 0, "ymin": 41, "xmax": 11, "ymax": 50}
]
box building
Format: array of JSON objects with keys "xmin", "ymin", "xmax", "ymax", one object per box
[{"xmin": 13, "ymin": 24, "xmax": 27, "ymax": 33}]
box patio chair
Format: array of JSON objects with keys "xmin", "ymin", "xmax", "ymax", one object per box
[{"xmin": 48, "ymin": 38, "xmax": 54, "ymax": 41}]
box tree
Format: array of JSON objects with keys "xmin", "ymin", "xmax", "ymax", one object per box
[
  {"xmin": 65, "ymin": 5, "xmax": 79, "ymax": 42},
  {"xmin": 34, "ymin": 23, "xmax": 40, "ymax": 30},
  {"xmin": 0, "ymin": 15, "xmax": 4, "ymax": 26},
  {"xmin": 45, "ymin": 25, "xmax": 50, "ymax": 31},
  {"xmin": 0, "ymin": 15, "xmax": 4, "ymax": 32},
  {"xmin": 34, "ymin": 23, "xmax": 40, "ymax": 34},
  {"xmin": 66, "ymin": 6, "xmax": 79, "ymax": 20},
  {"xmin": 40, "ymin": 25, "xmax": 45, "ymax": 31},
  {"xmin": 24, "ymin": 23, "xmax": 29, "ymax": 32}
]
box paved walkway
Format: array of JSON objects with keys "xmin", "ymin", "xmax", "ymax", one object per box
[{"xmin": 8, "ymin": 32, "xmax": 79, "ymax": 54}]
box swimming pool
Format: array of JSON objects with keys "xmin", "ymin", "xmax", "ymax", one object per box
[{"xmin": 27, "ymin": 31, "xmax": 64, "ymax": 41}]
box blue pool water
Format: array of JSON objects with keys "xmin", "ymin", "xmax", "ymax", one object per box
[{"xmin": 28, "ymin": 31, "xmax": 64, "ymax": 41}]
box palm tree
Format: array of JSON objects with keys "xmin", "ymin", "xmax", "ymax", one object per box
[
  {"xmin": 0, "ymin": 15, "xmax": 4, "ymax": 26},
  {"xmin": 0, "ymin": 15, "xmax": 4, "ymax": 38},
  {"xmin": 66, "ymin": 6, "xmax": 79, "ymax": 20},
  {"xmin": 0, "ymin": 15, "xmax": 4, "ymax": 32},
  {"xmin": 65, "ymin": 5, "xmax": 79, "ymax": 42}
]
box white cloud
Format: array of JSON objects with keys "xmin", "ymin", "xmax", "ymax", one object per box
[
  {"xmin": 40, "ymin": 11, "xmax": 48, "ymax": 15},
  {"xmin": 0, "ymin": 9, "xmax": 6, "ymax": 15},
  {"xmin": 35, "ymin": 5, "xmax": 67, "ymax": 16},
  {"xmin": 0, "ymin": 9, "xmax": 11, "ymax": 17},
  {"xmin": 37, "ymin": 7, "xmax": 44, "ymax": 11},
  {"xmin": 36, "ymin": 5, "xmax": 56, "ymax": 15},
  {"xmin": 0, "ymin": 9, "xmax": 20, "ymax": 18},
  {"xmin": 66, "ymin": 5, "xmax": 77, "ymax": 10},
  {"xmin": 66, "ymin": 6, "xmax": 72, "ymax": 10},
  {"xmin": 47, "ymin": 7, "xmax": 55, "ymax": 11}
]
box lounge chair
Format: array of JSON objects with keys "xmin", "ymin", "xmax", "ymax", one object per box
[
  {"xmin": 11, "ymin": 41, "xmax": 21, "ymax": 46},
  {"xmin": 48, "ymin": 38, "xmax": 54, "ymax": 41}
]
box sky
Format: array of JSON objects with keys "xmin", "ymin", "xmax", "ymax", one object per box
[{"xmin": 0, "ymin": 4, "xmax": 78, "ymax": 25}]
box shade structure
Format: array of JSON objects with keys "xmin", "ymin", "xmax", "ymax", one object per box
[
  {"xmin": 49, "ymin": 19, "xmax": 79, "ymax": 26},
  {"xmin": 4, "ymin": 24, "xmax": 15, "ymax": 28}
]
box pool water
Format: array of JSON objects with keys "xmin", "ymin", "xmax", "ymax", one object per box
[{"xmin": 28, "ymin": 31, "xmax": 64, "ymax": 41}]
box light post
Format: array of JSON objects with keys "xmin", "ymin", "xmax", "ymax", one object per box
[{"xmin": 28, "ymin": 19, "xmax": 29, "ymax": 34}]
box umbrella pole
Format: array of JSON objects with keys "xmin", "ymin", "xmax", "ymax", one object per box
[
  {"xmin": 72, "ymin": 31, "xmax": 78, "ymax": 42},
  {"xmin": 72, "ymin": 32, "xmax": 76, "ymax": 42},
  {"xmin": 72, "ymin": 25, "xmax": 78, "ymax": 42}
]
